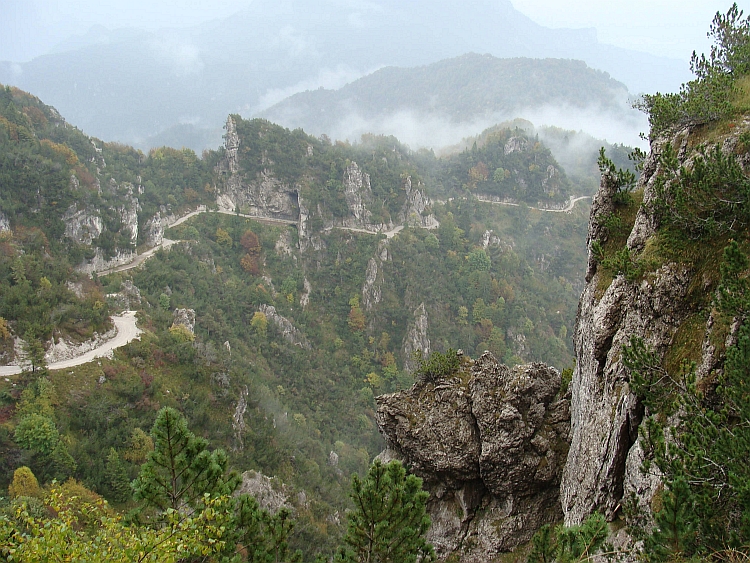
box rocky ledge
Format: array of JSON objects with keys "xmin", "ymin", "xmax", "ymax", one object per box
[{"xmin": 376, "ymin": 352, "xmax": 570, "ymax": 562}]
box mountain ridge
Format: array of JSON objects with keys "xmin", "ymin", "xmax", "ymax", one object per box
[{"xmin": 0, "ymin": 0, "xmax": 684, "ymax": 151}]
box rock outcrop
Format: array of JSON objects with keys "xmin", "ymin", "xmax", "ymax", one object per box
[
  {"xmin": 402, "ymin": 303, "xmax": 430, "ymax": 373},
  {"xmin": 376, "ymin": 352, "xmax": 570, "ymax": 562},
  {"xmin": 362, "ymin": 240, "xmax": 390, "ymax": 312},
  {"xmin": 76, "ymin": 248, "xmax": 136, "ymax": 276},
  {"xmin": 0, "ymin": 211, "xmax": 9, "ymax": 232},
  {"xmin": 342, "ymin": 161, "xmax": 375, "ymax": 228},
  {"xmin": 398, "ymin": 176, "xmax": 439, "ymax": 230},
  {"xmin": 237, "ymin": 471, "xmax": 292, "ymax": 514},
  {"xmin": 107, "ymin": 280, "xmax": 142, "ymax": 310},
  {"xmin": 118, "ymin": 192, "xmax": 139, "ymax": 246},
  {"xmin": 144, "ymin": 210, "xmax": 171, "ymax": 247},
  {"xmin": 172, "ymin": 308, "xmax": 196, "ymax": 335},
  {"xmin": 63, "ymin": 206, "xmax": 103, "ymax": 245},
  {"xmin": 259, "ymin": 304, "xmax": 311, "ymax": 349},
  {"xmin": 215, "ymin": 117, "xmax": 300, "ymax": 222}
]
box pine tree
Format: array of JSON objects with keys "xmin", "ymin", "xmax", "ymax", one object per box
[
  {"xmin": 105, "ymin": 448, "xmax": 131, "ymax": 503},
  {"xmin": 335, "ymin": 459, "xmax": 435, "ymax": 563},
  {"xmin": 528, "ymin": 513, "xmax": 608, "ymax": 563},
  {"xmin": 132, "ymin": 406, "xmax": 239, "ymax": 513}
]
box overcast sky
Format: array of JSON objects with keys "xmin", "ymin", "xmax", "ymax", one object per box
[{"xmin": 0, "ymin": 0, "xmax": 733, "ymax": 63}]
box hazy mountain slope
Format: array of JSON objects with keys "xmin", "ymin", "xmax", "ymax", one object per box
[
  {"xmin": 261, "ymin": 54, "xmax": 642, "ymax": 144},
  {"xmin": 0, "ymin": 0, "xmax": 685, "ymax": 151}
]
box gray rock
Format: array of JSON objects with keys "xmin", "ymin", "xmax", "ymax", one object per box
[
  {"xmin": 398, "ymin": 175, "xmax": 439, "ymax": 229},
  {"xmin": 561, "ymin": 124, "xmax": 733, "ymax": 527},
  {"xmin": 63, "ymin": 205, "xmax": 103, "ymax": 245},
  {"xmin": 172, "ymin": 308, "xmax": 196, "ymax": 334},
  {"xmin": 237, "ymin": 471, "xmax": 291, "ymax": 515},
  {"xmin": 0, "ymin": 211, "xmax": 11, "ymax": 232},
  {"xmin": 299, "ymin": 277, "xmax": 311, "ymax": 310},
  {"xmin": 76, "ymin": 248, "xmax": 136, "ymax": 275},
  {"xmin": 504, "ymin": 136, "xmax": 529, "ymax": 155},
  {"xmin": 107, "ymin": 280, "xmax": 142, "ymax": 310},
  {"xmin": 376, "ymin": 352, "xmax": 569, "ymax": 561},
  {"xmin": 343, "ymin": 161, "xmax": 374, "ymax": 226},
  {"xmin": 112, "ymin": 188, "xmax": 139, "ymax": 246},
  {"xmin": 402, "ymin": 303, "xmax": 430, "ymax": 373},
  {"xmin": 259, "ymin": 304, "xmax": 311, "ymax": 349},
  {"xmin": 215, "ymin": 119, "xmax": 300, "ymax": 222},
  {"xmin": 232, "ymin": 386, "xmax": 248, "ymax": 451},
  {"xmin": 362, "ymin": 258, "xmax": 382, "ymax": 312}
]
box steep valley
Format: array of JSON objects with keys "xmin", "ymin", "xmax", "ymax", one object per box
[
  {"xmin": 0, "ymin": 83, "xmax": 591, "ymax": 560},
  {"xmin": 2, "ymin": 14, "xmax": 750, "ymax": 557}
]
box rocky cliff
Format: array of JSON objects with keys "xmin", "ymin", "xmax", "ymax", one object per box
[
  {"xmin": 560, "ymin": 123, "xmax": 746, "ymax": 526},
  {"xmin": 215, "ymin": 116, "xmax": 302, "ymax": 222},
  {"xmin": 215, "ymin": 116, "xmax": 438, "ymax": 251},
  {"xmin": 374, "ymin": 122, "xmax": 750, "ymax": 559},
  {"xmin": 376, "ymin": 352, "xmax": 569, "ymax": 562}
]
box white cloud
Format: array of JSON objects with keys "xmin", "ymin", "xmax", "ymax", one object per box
[
  {"xmin": 253, "ymin": 65, "xmax": 378, "ymax": 113},
  {"xmin": 318, "ymin": 104, "xmax": 647, "ymax": 152},
  {"xmin": 148, "ymin": 35, "xmax": 204, "ymax": 76}
]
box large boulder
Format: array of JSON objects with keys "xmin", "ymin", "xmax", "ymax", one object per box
[{"xmin": 376, "ymin": 352, "xmax": 570, "ymax": 562}]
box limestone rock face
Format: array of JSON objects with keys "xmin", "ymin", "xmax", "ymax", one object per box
[
  {"xmin": 0, "ymin": 211, "xmax": 8, "ymax": 232},
  {"xmin": 402, "ymin": 303, "xmax": 430, "ymax": 373},
  {"xmin": 118, "ymin": 191, "xmax": 139, "ymax": 246},
  {"xmin": 63, "ymin": 206, "xmax": 103, "ymax": 245},
  {"xmin": 217, "ymin": 169, "xmax": 300, "ymax": 221},
  {"xmin": 237, "ymin": 471, "xmax": 291, "ymax": 514},
  {"xmin": 376, "ymin": 352, "xmax": 570, "ymax": 561},
  {"xmin": 362, "ymin": 258, "xmax": 382, "ymax": 312},
  {"xmin": 76, "ymin": 248, "xmax": 136, "ymax": 275},
  {"xmin": 107, "ymin": 280, "xmax": 142, "ymax": 310},
  {"xmin": 259, "ymin": 304, "xmax": 311, "ymax": 349},
  {"xmin": 144, "ymin": 206, "xmax": 183, "ymax": 247},
  {"xmin": 560, "ymin": 125, "xmax": 733, "ymax": 526},
  {"xmin": 504, "ymin": 136, "xmax": 529, "ymax": 155},
  {"xmin": 398, "ymin": 176, "xmax": 439, "ymax": 230},
  {"xmin": 342, "ymin": 161, "xmax": 374, "ymax": 226},
  {"xmin": 215, "ymin": 117, "xmax": 300, "ymax": 222},
  {"xmin": 144, "ymin": 212, "xmax": 165, "ymax": 247},
  {"xmin": 172, "ymin": 308, "xmax": 196, "ymax": 334},
  {"xmin": 224, "ymin": 115, "xmax": 241, "ymax": 175},
  {"xmin": 362, "ymin": 240, "xmax": 390, "ymax": 312}
]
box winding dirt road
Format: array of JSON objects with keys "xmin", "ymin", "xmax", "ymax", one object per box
[
  {"xmin": 0, "ymin": 311, "xmax": 142, "ymax": 376},
  {"xmin": 99, "ymin": 208, "xmax": 297, "ymax": 276},
  {"xmin": 474, "ymin": 195, "xmax": 592, "ymax": 212}
]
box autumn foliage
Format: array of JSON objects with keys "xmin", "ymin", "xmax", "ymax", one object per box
[{"xmin": 240, "ymin": 229, "xmax": 262, "ymax": 275}]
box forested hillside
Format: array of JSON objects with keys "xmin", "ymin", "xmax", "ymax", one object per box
[{"xmin": 0, "ymin": 81, "xmax": 595, "ymax": 559}]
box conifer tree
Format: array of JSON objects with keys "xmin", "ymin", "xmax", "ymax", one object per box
[
  {"xmin": 528, "ymin": 513, "xmax": 608, "ymax": 563},
  {"xmin": 335, "ymin": 459, "xmax": 435, "ymax": 563},
  {"xmin": 105, "ymin": 448, "xmax": 132, "ymax": 503},
  {"xmin": 132, "ymin": 406, "xmax": 239, "ymax": 513}
]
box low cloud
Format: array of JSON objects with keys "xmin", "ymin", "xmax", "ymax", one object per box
[
  {"xmin": 148, "ymin": 34, "xmax": 204, "ymax": 76},
  {"xmin": 516, "ymin": 104, "xmax": 648, "ymax": 149},
  {"xmin": 314, "ymin": 104, "xmax": 648, "ymax": 153},
  {"xmin": 253, "ymin": 65, "xmax": 378, "ymax": 113}
]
